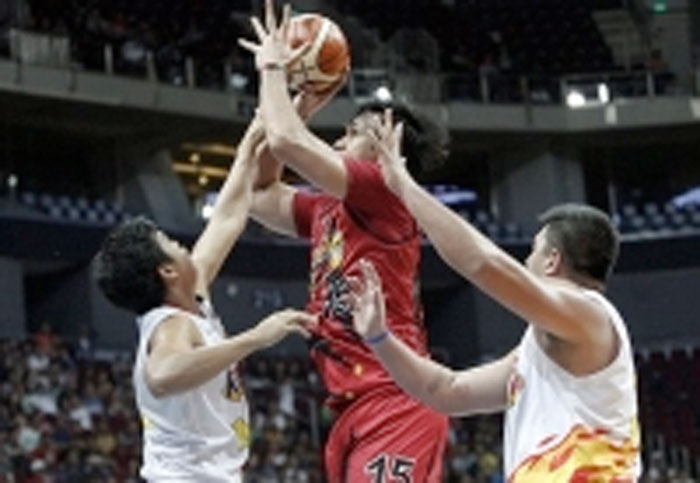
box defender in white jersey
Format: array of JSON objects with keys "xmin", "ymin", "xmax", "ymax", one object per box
[
  {"xmin": 93, "ymin": 115, "xmax": 315, "ymax": 482},
  {"xmin": 347, "ymin": 111, "xmax": 641, "ymax": 482}
]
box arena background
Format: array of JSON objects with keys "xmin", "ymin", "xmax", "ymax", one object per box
[{"xmin": 0, "ymin": 0, "xmax": 699, "ymax": 481}]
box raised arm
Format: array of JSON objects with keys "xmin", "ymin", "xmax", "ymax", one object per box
[
  {"xmin": 250, "ymin": 86, "xmax": 342, "ymax": 236},
  {"xmin": 239, "ymin": 0, "xmax": 349, "ymax": 199},
  {"xmin": 350, "ymin": 259, "xmax": 513, "ymax": 416},
  {"xmin": 250, "ymin": 180, "xmax": 298, "ymax": 237},
  {"xmin": 370, "ymin": 111, "xmax": 602, "ymax": 344},
  {"xmin": 190, "ymin": 117, "xmax": 263, "ymax": 298}
]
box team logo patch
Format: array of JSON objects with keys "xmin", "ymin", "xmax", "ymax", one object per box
[
  {"xmin": 231, "ymin": 418, "xmax": 251, "ymax": 448},
  {"xmin": 507, "ymin": 371, "xmax": 524, "ymax": 408}
]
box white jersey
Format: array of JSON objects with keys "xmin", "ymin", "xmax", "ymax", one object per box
[
  {"xmin": 133, "ymin": 300, "xmax": 249, "ymax": 482},
  {"xmin": 504, "ymin": 290, "xmax": 641, "ymax": 482}
]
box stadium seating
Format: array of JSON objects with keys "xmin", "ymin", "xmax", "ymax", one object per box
[
  {"xmin": 614, "ymin": 201, "xmax": 700, "ymax": 237},
  {"xmin": 24, "ymin": 0, "xmax": 254, "ymax": 89},
  {"xmin": 636, "ymin": 347, "xmax": 700, "ymax": 479},
  {"xmin": 18, "ymin": 191, "xmax": 128, "ymax": 226},
  {"xmin": 333, "ymin": 0, "xmax": 618, "ymax": 75}
]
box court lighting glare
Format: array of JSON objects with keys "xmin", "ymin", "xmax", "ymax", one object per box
[
  {"xmin": 374, "ymin": 86, "xmax": 393, "ymax": 103},
  {"xmin": 598, "ymin": 83, "xmax": 610, "ymax": 104},
  {"xmin": 201, "ymin": 204, "xmax": 214, "ymax": 219},
  {"xmin": 566, "ymin": 89, "xmax": 586, "ymax": 108}
]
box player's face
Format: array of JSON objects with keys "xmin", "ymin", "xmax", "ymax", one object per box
[
  {"xmin": 154, "ymin": 231, "xmax": 197, "ymax": 287},
  {"xmin": 525, "ymin": 227, "xmax": 553, "ymax": 276},
  {"xmin": 333, "ymin": 112, "xmax": 380, "ymax": 161}
]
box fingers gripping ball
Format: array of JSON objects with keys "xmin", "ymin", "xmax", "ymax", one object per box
[{"xmin": 286, "ymin": 13, "xmax": 350, "ymax": 93}]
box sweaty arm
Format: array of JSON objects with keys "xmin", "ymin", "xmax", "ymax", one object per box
[
  {"xmin": 393, "ymin": 173, "xmax": 601, "ymax": 343},
  {"xmin": 191, "ymin": 119, "xmax": 263, "ymax": 297}
]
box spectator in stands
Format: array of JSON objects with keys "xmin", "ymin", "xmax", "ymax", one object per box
[
  {"xmin": 91, "ymin": 114, "xmax": 315, "ymax": 481},
  {"xmin": 350, "ymin": 110, "xmax": 641, "ymax": 482},
  {"xmin": 478, "ymin": 53, "xmax": 502, "ymax": 101},
  {"xmin": 647, "ymin": 48, "xmax": 675, "ymax": 95},
  {"xmin": 33, "ymin": 322, "xmax": 56, "ymax": 354},
  {"xmin": 74, "ymin": 323, "xmax": 94, "ymax": 361}
]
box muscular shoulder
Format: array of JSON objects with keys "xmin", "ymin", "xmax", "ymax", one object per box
[{"xmin": 538, "ymin": 284, "xmax": 618, "ymax": 374}]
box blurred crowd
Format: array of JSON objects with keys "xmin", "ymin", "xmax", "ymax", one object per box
[
  {"xmin": 0, "ymin": 326, "xmax": 506, "ymax": 483},
  {"xmin": 0, "ymin": 325, "xmax": 141, "ymax": 482},
  {"xmin": 6, "ymin": 0, "xmax": 255, "ymax": 90},
  {"xmin": 1, "ymin": 325, "xmax": 695, "ymax": 482}
]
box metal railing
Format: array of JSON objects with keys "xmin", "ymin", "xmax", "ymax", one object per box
[{"xmin": 3, "ymin": 29, "xmax": 695, "ymax": 106}]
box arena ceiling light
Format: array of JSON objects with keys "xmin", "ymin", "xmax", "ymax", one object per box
[
  {"xmin": 565, "ymin": 83, "xmax": 611, "ymax": 109},
  {"xmin": 566, "ymin": 89, "xmax": 586, "ymax": 108},
  {"xmin": 373, "ymin": 86, "xmax": 393, "ymax": 103}
]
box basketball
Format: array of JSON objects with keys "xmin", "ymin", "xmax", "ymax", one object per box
[{"xmin": 286, "ymin": 13, "xmax": 350, "ymax": 94}]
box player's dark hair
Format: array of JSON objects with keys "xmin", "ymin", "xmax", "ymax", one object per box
[
  {"xmin": 356, "ymin": 100, "xmax": 449, "ymax": 175},
  {"xmin": 538, "ymin": 203, "xmax": 619, "ymax": 285},
  {"xmin": 92, "ymin": 216, "xmax": 170, "ymax": 314}
]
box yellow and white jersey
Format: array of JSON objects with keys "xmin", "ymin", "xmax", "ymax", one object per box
[
  {"xmin": 133, "ymin": 300, "xmax": 249, "ymax": 482},
  {"xmin": 504, "ymin": 290, "xmax": 641, "ymax": 482}
]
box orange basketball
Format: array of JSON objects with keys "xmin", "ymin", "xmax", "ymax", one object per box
[{"xmin": 286, "ymin": 13, "xmax": 350, "ymax": 93}]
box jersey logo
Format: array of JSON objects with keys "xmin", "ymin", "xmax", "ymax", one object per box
[
  {"xmin": 311, "ymin": 216, "xmax": 356, "ymax": 328},
  {"xmin": 231, "ymin": 418, "xmax": 250, "ymax": 449},
  {"xmin": 140, "ymin": 414, "xmax": 155, "ymax": 430},
  {"xmin": 223, "ymin": 365, "xmax": 245, "ymax": 402},
  {"xmin": 311, "ymin": 216, "xmax": 344, "ymax": 285},
  {"xmin": 507, "ymin": 371, "xmax": 524, "ymax": 408}
]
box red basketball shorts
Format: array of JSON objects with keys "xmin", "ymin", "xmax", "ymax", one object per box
[{"xmin": 324, "ymin": 387, "xmax": 449, "ymax": 482}]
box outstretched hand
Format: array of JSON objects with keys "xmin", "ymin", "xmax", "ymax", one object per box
[
  {"xmin": 349, "ymin": 259, "xmax": 387, "ymax": 342},
  {"xmin": 252, "ymin": 309, "xmax": 317, "ymax": 349},
  {"xmin": 368, "ymin": 108, "xmax": 410, "ymax": 197},
  {"xmin": 238, "ymin": 0, "xmax": 310, "ymax": 72}
]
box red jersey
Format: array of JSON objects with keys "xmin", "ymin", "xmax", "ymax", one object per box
[{"xmin": 293, "ymin": 159, "xmax": 429, "ymax": 408}]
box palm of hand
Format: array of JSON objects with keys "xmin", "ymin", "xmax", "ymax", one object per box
[{"xmin": 351, "ymin": 260, "xmax": 386, "ymax": 338}]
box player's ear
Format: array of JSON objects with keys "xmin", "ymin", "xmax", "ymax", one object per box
[
  {"xmin": 157, "ymin": 262, "xmax": 179, "ymax": 283},
  {"xmin": 543, "ymin": 247, "xmax": 561, "ymax": 276}
]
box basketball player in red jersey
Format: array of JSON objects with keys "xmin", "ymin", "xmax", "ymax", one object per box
[{"xmin": 239, "ymin": 1, "xmax": 450, "ymax": 481}]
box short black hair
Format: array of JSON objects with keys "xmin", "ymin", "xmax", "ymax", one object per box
[
  {"xmin": 92, "ymin": 216, "xmax": 170, "ymax": 314},
  {"xmin": 538, "ymin": 203, "xmax": 619, "ymax": 284},
  {"xmin": 356, "ymin": 100, "xmax": 449, "ymax": 175}
]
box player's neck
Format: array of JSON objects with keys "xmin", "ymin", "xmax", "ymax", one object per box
[{"xmin": 164, "ymin": 288, "xmax": 200, "ymax": 315}]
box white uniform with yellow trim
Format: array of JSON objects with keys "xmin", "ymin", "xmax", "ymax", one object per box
[
  {"xmin": 133, "ymin": 300, "xmax": 249, "ymax": 482},
  {"xmin": 504, "ymin": 290, "xmax": 641, "ymax": 482}
]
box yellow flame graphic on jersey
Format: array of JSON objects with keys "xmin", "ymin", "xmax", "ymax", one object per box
[
  {"xmin": 509, "ymin": 421, "xmax": 640, "ymax": 483},
  {"xmin": 319, "ymin": 228, "xmax": 343, "ymax": 270}
]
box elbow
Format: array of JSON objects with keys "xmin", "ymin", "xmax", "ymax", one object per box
[
  {"xmin": 147, "ymin": 377, "xmax": 170, "ymax": 399},
  {"xmin": 416, "ymin": 370, "xmax": 462, "ymax": 416},
  {"xmin": 145, "ymin": 369, "xmax": 177, "ymax": 398}
]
